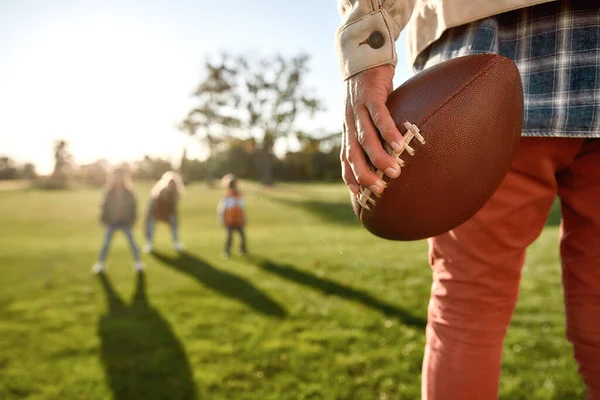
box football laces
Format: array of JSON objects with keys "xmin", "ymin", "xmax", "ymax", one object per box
[{"xmin": 357, "ymin": 121, "xmax": 426, "ymax": 210}]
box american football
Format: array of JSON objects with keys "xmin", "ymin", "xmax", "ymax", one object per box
[{"xmin": 352, "ymin": 54, "xmax": 524, "ymax": 241}]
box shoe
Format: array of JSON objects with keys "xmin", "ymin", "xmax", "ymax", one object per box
[
  {"xmin": 174, "ymin": 242, "xmax": 185, "ymax": 252},
  {"xmin": 142, "ymin": 243, "xmax": 153, "ymax": 253},
  {"xmin": 92, "ymin": 263, "xmax": 105, "ymax": 274},
  {"xmin": 222, "ymin": 252, "xmax": 231, "ymax": 259},
  {"xmin": 134, "ymin": 262, "xmax": 145, "ymax": 271}
]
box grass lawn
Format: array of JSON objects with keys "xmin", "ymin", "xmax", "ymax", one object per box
[{"xmin": 0, "ymin": 182, "xmax": 585, "ymax": 399}]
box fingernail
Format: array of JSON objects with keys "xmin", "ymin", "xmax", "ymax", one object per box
[
  {"xmin": 391, "ymin": 141, "xmax": 402, "ymax": 153},
  {"xmin": 348, "ymin": 184, "xmax": 359, "ymax": 194},
  {"xmin": 369, "ymin": 183, "xmax": 384, "ymax": 194},
  {"xmin": 384, "ymin": 167, "xmax": 399, "ymax": 179}
]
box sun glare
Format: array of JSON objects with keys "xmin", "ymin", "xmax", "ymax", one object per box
[{"xmin": 2, "ymin": 13, "xmax": 198, "ymax": 173}]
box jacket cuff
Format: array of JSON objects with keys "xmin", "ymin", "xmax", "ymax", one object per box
[{"xmin": 336, "ymin": 9, "xmax": 398, "ymax": 81}]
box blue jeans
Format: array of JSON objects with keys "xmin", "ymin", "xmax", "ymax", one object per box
[
  {"xmin": 98, "ymin": 225, "xmax": 141, "ymax": 262},
  {"xmin": 225, "ymin": 226, "xmax": 247, "ymax": 255},
  {"xmin": 145, "ymin": 215, "xmax": 179, "ymax": 244}
]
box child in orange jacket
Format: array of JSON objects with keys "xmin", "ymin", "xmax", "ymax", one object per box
[{"xmin": 217, "ymin": 177, "xmax": 247, "ymax": 258}]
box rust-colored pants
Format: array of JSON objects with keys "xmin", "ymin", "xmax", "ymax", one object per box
[{"xmin": 423, "ymin": 137, "xmax": 600, "ymax": 399}]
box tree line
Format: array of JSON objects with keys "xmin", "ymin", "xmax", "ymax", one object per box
[
  {"xmin": 178, "ymin": 52, "xmax": 339, "ymax": 185},
  {"xmin": 0, "ymin": 52, "xmax": 342, "ymax": 187}
]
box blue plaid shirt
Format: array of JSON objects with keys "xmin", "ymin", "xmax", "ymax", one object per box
[{"xmin": 414, "ymin": 0, "xmax": 600, "ymax": 138}]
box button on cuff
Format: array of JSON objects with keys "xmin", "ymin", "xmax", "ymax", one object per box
[
  {"xmin": 367, "ymin": 31, "xmax": 385, "ymax": 49},
  {"xmin": 335, "ymin": 9, "xmax": 398, "ymax": 80}
]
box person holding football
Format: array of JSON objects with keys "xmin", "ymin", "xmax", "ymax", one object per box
[{"xmin": 336, "ymin": 0, "xmax": 600, "ymax": 398}]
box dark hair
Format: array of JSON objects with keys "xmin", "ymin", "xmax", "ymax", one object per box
[{"xmin": 228, "ymin": 178, "xmax": 237, "ymax": 190}]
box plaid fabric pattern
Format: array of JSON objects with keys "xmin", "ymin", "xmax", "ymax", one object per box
[{"xmin": 414, "ymin": 0, "xmax": 600, "ymax": 138}]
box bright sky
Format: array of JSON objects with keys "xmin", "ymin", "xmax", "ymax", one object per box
[{"xmin": 0, "ymin": 0, "xmax": 413, "ymax": 174}]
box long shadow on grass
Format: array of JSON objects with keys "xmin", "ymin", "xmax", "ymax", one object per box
[
  {"xmin": 97, "ymin": 272, "xmax": 198, "ymax": 400},
  {"xmin": 270, "ymin": 197, "xmax": 359, "ymax": 226},
  {"xmin": 248, "ymin": 255, "xmax": 426, "ymax": 329},
  {"xmin": 152, "ymin": 250, "xmax": 287, "ymax": 318},
  {"xmin": 273, "ymin": 193, "xmax": 565, "ymax": 228}
]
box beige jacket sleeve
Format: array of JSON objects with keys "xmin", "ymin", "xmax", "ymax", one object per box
[{"xmin": 336, "ymin": 0, "xmax": 416, "ymax": 80}]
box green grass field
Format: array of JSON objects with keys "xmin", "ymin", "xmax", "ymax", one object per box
[{"xmin": 0, "ymin": 182, "xmax": 585, "ymax": 399}]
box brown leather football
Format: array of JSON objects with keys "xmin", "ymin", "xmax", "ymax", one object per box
[{"xmin": 351, "ymin": 54, "xmax": 523, "ymax": 241}]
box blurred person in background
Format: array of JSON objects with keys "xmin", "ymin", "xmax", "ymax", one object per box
[
  {"xmin": 218, "ymin": 176, "xmax": 247, "ymax": 258},
  {"xmin": 92, "ymin": 166, "xmax": 143, "ymax": 273},
  {"xmin": 143, "ymin": 171, "xmax": 186, "ymax": 253}
]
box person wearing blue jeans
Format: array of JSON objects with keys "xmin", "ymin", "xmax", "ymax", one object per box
[
  {"xmin": 92, "ymin": 166, "xmax": 143, "ymax": 273},
  {"xmin": 143, "ymin": 171, "xmax": 185, "ymax": 253},
  {"xmin": 97, "ymin": 224, "xmax": 141, "ymax": 266},
  {"xmin": 145, "ymin": 214, "xmax": 180, "ymax": 249}
]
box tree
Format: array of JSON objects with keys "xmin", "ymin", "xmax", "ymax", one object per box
[
  {"xmin": 188, "ymin": 52, "xmax": 323, "ymax": 186},
  {"xmin": 177, "ymin": 114, "xmax": 200, "ymax": 182},
  {"xmin": 187, "ymin": 54, "xmax": 241, "ymax": 187},
  {"xmin": 234, "ymin": 53, "xmax": 323, "ymax": 185},
  {"xmin": 51, "ymin": 139, "xmax": 73, "ymax": 187},
  {"xmin": 274, "ymin": 131, "xmax": 341, "ymax": 182},
  {"xmin": 0, "ymin": 156, "xmax": 17, "ymax": 180},
  {"xmin": 19, "ymin": 163, "xmax": 37, "ymax": 180},
  {"xmin": 133, "ymin": 156, "xmax": 173, "ymax": 180},
  {"xmin": 209, "ymin": 137, "xmax": 257, "ymax": 181},
  {"xmin": 178, "ymin": 157, "xmax": 208, "ymax": 183},
  {"xmin": 78, "ymin": 159, "xmax": 109, "ymax": 187}
]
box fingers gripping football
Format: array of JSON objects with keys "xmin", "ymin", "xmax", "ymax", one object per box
[
  {"xmin": 342, "ymin": 65, "xmax": 404, "ymax": 195},
  {"xmin": 355, "ymin": 105, "xmax": 397, "ymax": 176},
  {"xmin": 366, "ymin": 102, "xmax": 404, "ymax": 154},
  {"xmin": 344, "ymin": 104, "xmax": 383, "ymax": 193},
  {"xmin": 340, "ymin": 124, "xmax": 359, "ymax": 194}
]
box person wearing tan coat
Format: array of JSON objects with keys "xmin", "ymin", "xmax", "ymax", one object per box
[
  {"xmin": 143, "ymin": 171, "xmax": 185, "ymax": 253},
  {"xmin": 337, "ymin": 0, "xmax": 600, "ymax": 398}
]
